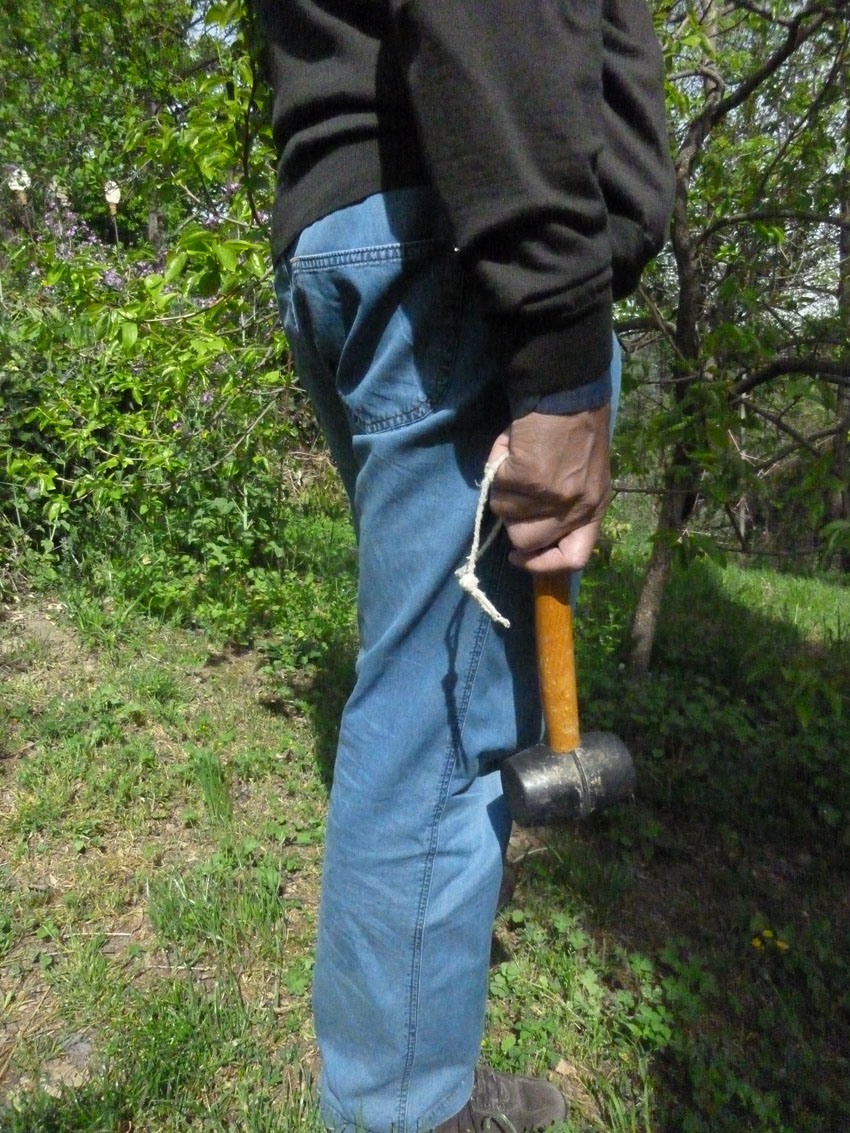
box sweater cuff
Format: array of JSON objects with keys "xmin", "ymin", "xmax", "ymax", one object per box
[{"xmin": 501, "ymin": 295, "xmax": 613, "ymax": 405}]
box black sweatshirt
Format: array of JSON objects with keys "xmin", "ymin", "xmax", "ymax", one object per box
[{"xmin": 253, "ymin": 0, "xmax": 674, "ymax": 403}]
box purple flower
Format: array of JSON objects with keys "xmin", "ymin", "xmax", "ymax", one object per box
[
  {"xmin": 102, "ymin": 270, "xmax": 124, "ymax": 289},
  {"xmin": 200, "ymin": 391, "xmax": 214, "ymax": 404}
]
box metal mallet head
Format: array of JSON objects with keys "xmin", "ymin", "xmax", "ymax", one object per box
[
  {"xmin": 501, "ymin": 574, "xmax": 635, "ymax": 827},
  {"xmin": 502, "ymin": 731, "xmax": 634, "ymax": 825}
]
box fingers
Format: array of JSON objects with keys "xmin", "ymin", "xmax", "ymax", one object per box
[
  {"xmin": 494, "ymin": 499, "xmax": 605, "ymax": 553},
  {"xmin": 485, "ymin": 429, "xmax": 511, "ymax": 470},
  {"xmin": 507, "ymin": 517, "xmax": 603, "ymax": 574},
  {"xmin": 485, "ymin": 406, "xmax": 611, "ymax": 573}
]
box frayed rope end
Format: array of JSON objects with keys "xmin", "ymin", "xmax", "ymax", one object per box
[{"xmin": 455, "ymin": 566, "xmax": 511, "ymax": 629}]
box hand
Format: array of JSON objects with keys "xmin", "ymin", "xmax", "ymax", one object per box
[{"xmin": 487, "ymin": 405, "xmax": 611, "ymax": 573}]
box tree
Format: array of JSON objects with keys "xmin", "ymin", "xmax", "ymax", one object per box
[
  {"xmin": 625, "ymin": 0, "xmax": 850, "ymax": 675},
  {"xmin": 0, "ymin": 0, "xmax": 200, "ymax": 241},
  {"xmin": 0, "ymin": 0, "xmax": 325, "ymax": 640},
  {"xmin": 827, "ymin": 93, "xmax": 850, "ymax": 567}
]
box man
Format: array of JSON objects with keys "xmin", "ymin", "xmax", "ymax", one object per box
[{"xmin": 252, "ymin": 2, "xmax": 674, "ymax": 1130}]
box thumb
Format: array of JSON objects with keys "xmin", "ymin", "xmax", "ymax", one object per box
[{"xmin": 486, "ymin": 428, "xmax": 511, "ymax": 471}]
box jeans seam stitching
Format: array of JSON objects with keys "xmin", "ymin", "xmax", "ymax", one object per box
[
  {"xmin": 291, "ymin": 239, "xmax": 441, "ymax": 272},
  {"xmin": 397, "ymin": 600, "xmax": 494, "ymax": 1132},
  {"xmin": 319, "ymin": 1092, "xmax": 383, "ymax": 1133},
  {"xmin": 348, "ymin": 397, "xmax": 435, "ymax": 434}
]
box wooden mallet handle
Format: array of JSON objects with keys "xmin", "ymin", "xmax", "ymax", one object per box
[{"xmin": 534, "ymin": 574, "xmax": 580, "ymax": 754}]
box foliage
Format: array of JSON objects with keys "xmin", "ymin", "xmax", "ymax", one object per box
[
  {"xmin": 0, "ymin": 0, "xmax": 195, "ymax": 242},
  {"xmin": 0, "ymin": 0, "xmax": 337, "ymax": 645},
  {"xmin": 621, "ymin": 0, "xmax": 850, "ymax": 563},
  {"xmin": 2, "ymin": 3, "xmax": 850, "ymax": 1130}
]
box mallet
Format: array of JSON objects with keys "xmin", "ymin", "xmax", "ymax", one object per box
[{"xmin": 501, "ymin": 573, "xmax": 635, "ymax": 826}]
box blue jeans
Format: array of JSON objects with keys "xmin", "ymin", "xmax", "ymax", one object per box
[{"xmin": 275, "ymin": 188, "xmax": 621, "ymax": 1133}]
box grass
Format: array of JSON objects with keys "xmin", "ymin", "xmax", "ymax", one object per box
[
  {"xmin": 0, "ymin": 599, "xmax": 328, "ymax": 1130},
  {"xmin": 1, "ymin": 506, "xmax": 849, "ymax": 1131}
]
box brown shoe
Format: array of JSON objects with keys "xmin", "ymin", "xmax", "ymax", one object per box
[{"xmin": 432, "ymin": 1066, "xmax": 567, "ymax": 1132}]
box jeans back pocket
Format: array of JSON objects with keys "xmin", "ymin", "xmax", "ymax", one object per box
[{"xmin": 288, "ymin": 237, "xmax": 463, "ymax": 435}]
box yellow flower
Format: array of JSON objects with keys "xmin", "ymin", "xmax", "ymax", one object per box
[
  {"xmin": 775, "ymin": 940, "xmax": 789, "ymax": 951},
  {"xmin": 751, "ymin": 937, "xmax": 764, "ymax": 949},
  {"xmin": 762, "ymin": 929, "xmax": 774, "ymax": 939}
]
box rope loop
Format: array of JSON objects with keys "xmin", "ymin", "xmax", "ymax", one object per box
[{"xmin": 455, "ymin": 452, "xmax": 510, "ymax": 629}]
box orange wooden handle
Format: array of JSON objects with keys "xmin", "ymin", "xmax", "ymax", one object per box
[{"xmin": 534, "ymin": 574, "xmax": 580, "ymax": 753}]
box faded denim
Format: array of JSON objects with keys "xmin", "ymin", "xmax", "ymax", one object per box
[{"xmin": 274, "ymin": 187, "xmax": 620, "ymax": 1133}]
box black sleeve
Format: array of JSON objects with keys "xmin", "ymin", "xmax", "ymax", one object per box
[
  {"xmin": 600, "ymin": 0, "xmax": 675, "ymax": 300},
  {"xmin": 387, "ymin": 0, "xmax": 615, "ymax": 401}
]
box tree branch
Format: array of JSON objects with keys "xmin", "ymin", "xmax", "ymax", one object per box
[
  {"xmin": 756, "ymin": 426, "xmax": 839, "ymax": 473},
  {"xmin": 732, "ymin": 357, "xmax": 850, "ymax": 397},
  {"xmin": 750, "ymin": 33, "xmax": 848, "ymax": 202},
  {"xmin": 637, "ymin": 283, "xmax": 684, "ymax": 357},
  {"xmin": 669, "ymin": 65, "xmax": 727, "ymax": 88},
  {"xmin": 738, "ymin": 398, "xmax": 829, "ymax": 458},
  {"xmin": 729, "ymin": 0, "xmax": 796, "ymax": 28},
  {"xmin": 615, "ymin": 316, "xmax": 673, "ymax": 334},
  {"xmin": 700, "ymin": 209, "xmax": 846, "ymax": 244},
  {"xmin": 676, "ymin": 0, "xmax": 831, "ymax": 180},
  {"xmin": 241, "ymin": 62, "xmax": 266, "ymax": 232},
  {"xmin": 200, "ymin": 390, "xmax": 287, "ymax": 472},
  {"xmin": 710, "ymin": 2, "xmax": 829, "ymax": 122}
]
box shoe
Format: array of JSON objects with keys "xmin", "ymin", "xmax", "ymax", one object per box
[
  {"xmin": 432, "ymin": 1065, "xmax": 567, "ymax": 1132},
  {"xmin": 496, "ymin": 864, "xmax": 517, "ymax": 914}
]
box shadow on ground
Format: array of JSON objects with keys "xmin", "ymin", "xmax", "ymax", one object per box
[{"xmin": 521, "ymin": 556, "xmax": 850, "ymax": 1133}]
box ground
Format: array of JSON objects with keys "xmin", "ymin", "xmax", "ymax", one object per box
[{"xmin": 2, "ymin": 576, "xmax": 849, "ymax": 1132}]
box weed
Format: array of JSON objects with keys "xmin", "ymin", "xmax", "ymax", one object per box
[
  {"xmin": 0, "ymin": 977, "xmax": 320, "ymax": 1132},
  {"xmin": 187, "ymin": 746, "xmax": 233, "ymax": 827},
  {"xmin": 148, "ymin": 843, "xmax": 291, "ymax": 966}
]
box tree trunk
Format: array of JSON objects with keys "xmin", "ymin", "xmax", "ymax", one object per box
[
  {"xmin": 829, "ymin": 100, "xmax": 850, "ymax": 570},
  {"xmin": 627, "ymin": 151, "xmax": 704, "ymax": 676},
  {"xmin": 628, "ymin": 480, "xmax": 688, "ymax": 678}
]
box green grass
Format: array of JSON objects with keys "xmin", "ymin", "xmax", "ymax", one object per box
[
  {"xmin": 1, "ymin": 513, "xmax": 849, "ymax": 1131},
  {"xmin": 0, "ymin": 978, "xmax": 323, "ymax": 1132},
  {"xmin": 0, "ymin": 600, "xmax": 328, "ymax": 1130},
  {"xmin": 570, "ymin": 535, "xmax": 850, "ymax": 1132}
]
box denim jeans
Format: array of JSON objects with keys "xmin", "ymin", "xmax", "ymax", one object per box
[{"xmin": 274, "ymin": 187, "xmax": 621, "ymax": 1133}]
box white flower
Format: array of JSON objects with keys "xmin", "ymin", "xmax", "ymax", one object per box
[{"xmin": 8, "ymin": 167, "xmax": 31, "ymax": 192}]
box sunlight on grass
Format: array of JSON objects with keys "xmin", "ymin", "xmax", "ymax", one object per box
[{"xmin": 1, "ymin": 530, "xmax": 848, "ymax": 1131}]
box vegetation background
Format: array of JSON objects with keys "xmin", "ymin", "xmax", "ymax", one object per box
[{"xmin": 1, "ymin": 0, "xmax": 849, "ymax": 1130}]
